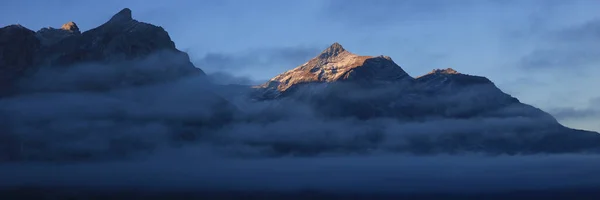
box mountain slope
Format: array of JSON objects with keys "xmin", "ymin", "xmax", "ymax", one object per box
[
  {"xmin": 254, "ymin": 43, "xmax": 413, "ymax": 99},
  {"xmin": 0, "ymin": 8, "xmax": 237, "ymax": 161},
  {"xmin": 254, "ymin": 43, "xmax": 528, "ymax": 120}
]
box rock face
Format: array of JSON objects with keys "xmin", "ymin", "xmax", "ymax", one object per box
[
  {"xmin": 254, "ymin": 43, "xmax": 600, "ymax": 154},
  {"xmin": 256, "ymin": 43, "xmax": 412, "ymax": 98},
  {"xmin": 36, "ymin": 8, "xmax": 202, "ymax": 75},
  {"xmin": 0, "ymin": 8, "xmax": 203, "ymax": 96}
]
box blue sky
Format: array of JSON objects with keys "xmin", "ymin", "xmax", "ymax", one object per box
[{"xmin": 2, "ymin": 0, "xmax": 599, "ymax": 132}]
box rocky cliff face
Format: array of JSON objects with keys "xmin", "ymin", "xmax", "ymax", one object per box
[
  {"xmin": 0, "ymin": 8, "xmax": 203, "ymax": 96},
  {"xmin": 255, "ymin": 43, "xmax": 413, "ymax": 99}
]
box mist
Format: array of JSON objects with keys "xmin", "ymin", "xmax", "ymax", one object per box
[
  {"xmin": 1, "ymin": 52, "xmax": 600, "ymax": 197},
  {"xmin": 2, "ymin": 151, "xmax": 600, "ymax": 195}
]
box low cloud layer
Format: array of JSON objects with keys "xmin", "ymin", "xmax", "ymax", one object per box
[
  {"xmin": 551, "ymin": 97, "xmax": 600, "ymax": 120},
  {"xmin": 206, "ymin": 71, "xmax": 266, "ymax": 85},
  {"xmin": 1, "ymin": 52, "xmax": 600, "ymax": 195},
  {"xmin": 520, "ymin": 19, "xmax": 600, "ymax": 70},
  {"xmin": 2, "ymin": 152, "xmax": 600, "ymax": 195},
  {"xmin": 1, "ymin": 53, "xmax": 598, "ymax": 162}
]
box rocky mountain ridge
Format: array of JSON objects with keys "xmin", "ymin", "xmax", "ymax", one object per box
[
  {"xmin": 0, "ymin": 8, "xmax": 202, "ymax": 96},
  {"xmin": 256, "ymin": 43, "xmax": 413, "ymax": 95},
  {"xmin": 253, "ymin": 43, "xmax": 550, "ymax": 119},
  {"xmin": 36, "ymin": 21, "xmax": 81, "ymax": 46},
  {"xmin": 250, "ymin": 43, "xmax": 600, "ymax": 154}
]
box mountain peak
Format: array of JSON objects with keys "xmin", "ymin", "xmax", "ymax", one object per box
[
  {"xmin": 60, "ymin": 21, "xmax": 80, "ymax": 33},
  {"xmin": 319, "ymin": 42, "xmax": 347, "ymax": 59},
  {"xmin": 416, "ymin": 68, "xmax": 462, "ymax": 79},
  {"xmin": 258, "ymin": 43, "xmax": 412, "ymax": 93},
  {"xmin": 2, "ymin": 24, "xmax": 29, "ymax": 30},
  {"xmin": 108, "ymin": 8, "xmax": 133, "ymax": 24}
]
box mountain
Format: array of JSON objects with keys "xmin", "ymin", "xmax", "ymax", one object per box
[
  {"xmin": 2, "ymin": 9, "xmax": 599, "ymax": 158},
  {"xmin": 254, "ymin": 43, "xmax": 600, "ymax": 154},
  {"xmin": 0, "ymin": 8, "xmax": 203, "ymax": 95},
  {"xmin": 254, "ymin": 42, "xmax": 413, "ymax": 99},
  {"xmin": 254, "ymin": 43, "xmax": 525, "ymax": 120},
  {"xmin": 0, "ymin": 9, "xmax": 238, "ymax": 161}
]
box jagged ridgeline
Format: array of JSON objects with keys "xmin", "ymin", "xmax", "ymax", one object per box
[
  {"xmin": 0, "ymin": 8, "xmax": 203, "ymax": 96},
  {"xmin": 0, "ymin": 8, "xmax": 236, "ymax": 161}
]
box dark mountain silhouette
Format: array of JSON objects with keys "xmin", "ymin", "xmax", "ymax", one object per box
[
  {"xmin": 0, "ymin": 8, "xmax": 235, "ymax": 161},
  {"xmin": 0, "ymin": 25, "xmax": 41, "ymax": 96},
  {"xmin": 0, "ymin": 8, "xmax": 202, "ymax": 96}
]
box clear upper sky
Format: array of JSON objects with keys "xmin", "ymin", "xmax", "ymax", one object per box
[{"xmin": 1, "ymin": 0, "xmax": 599, "ymax": 132}]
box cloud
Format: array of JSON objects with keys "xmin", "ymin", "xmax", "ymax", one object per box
[
  {"xmin": 550, "ymin": 97, "xmax": 600, "ymax": 120},
  {"xmin": 551, "ymin": 108, "xmax": 599, "ymax": 120},
  {"xmin": 520, "ymin": 19, "xmax": 600, "ymax": 70},
  {"xmin": 496, "ymin": 77, "xmax": 548, "ymax": 96},
  {"xmin": 0, "ymin": 52, "xmax": 236, "ymax": 161},
  {"xmin": 2, "ymin": 47, "xmax": 600, "ymax": 196},
  {"xmin": 4, "ymin": 61, "xmax": 600, "ymax": 162},
  {"xmin": 2, "ymin": 70, "xmax": 597, "ymax": 162},
  {"xmin": 2, "ymin": 152, "xmax": 600, "ymax": 197},
  {"xmin": 194, "ymin": 46, "xmax": 322, "ymax": 79},
  {"xmin": 16, "ymin": 50, "xmax": 204, "ymax": 93},
  {"xmin": 206, "ymin": 71, "xmax": 265, "ymax": 85}
]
